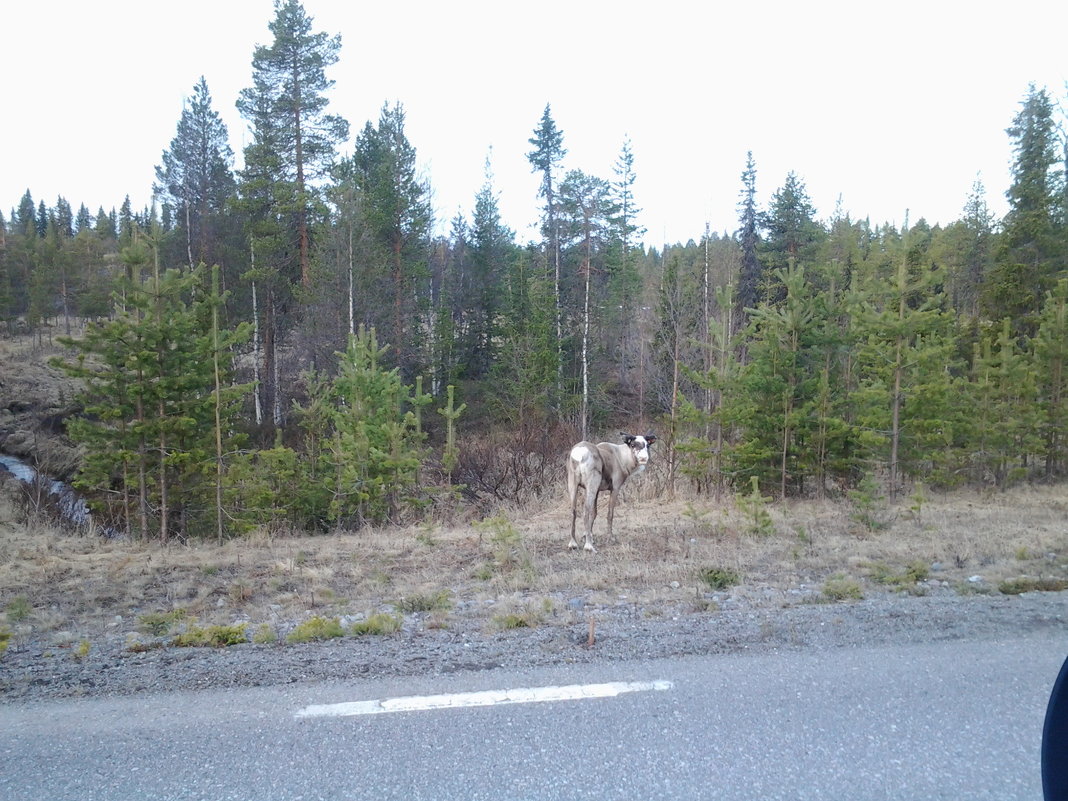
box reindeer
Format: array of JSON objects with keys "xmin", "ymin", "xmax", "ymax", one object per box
[{"xmin": 566, "ymin": 433, "xmax": 657, "ymax": 552}]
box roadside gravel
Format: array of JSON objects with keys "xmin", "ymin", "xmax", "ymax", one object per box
[{"xmin": 4, "ymin": 587, "xmax": 1067, "ymax": 703}]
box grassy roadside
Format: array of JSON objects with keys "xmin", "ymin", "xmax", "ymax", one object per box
[{"xmin": 2, "ymin": 480, "xmax": 1067, "ymax": 653}]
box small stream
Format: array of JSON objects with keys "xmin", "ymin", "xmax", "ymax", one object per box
[{"xmin": 0, "ymin": 452, "xmax": 101, "ymax": 532}]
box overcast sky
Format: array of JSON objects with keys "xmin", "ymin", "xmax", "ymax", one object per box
[{"xmin": 2, "ymin": 1, "xmax": 1066, "ymax": 246}]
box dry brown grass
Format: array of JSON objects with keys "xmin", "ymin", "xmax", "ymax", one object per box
[{"xmin": 2, "ymin": 478, "xmax": 1067, "ymax": 641}]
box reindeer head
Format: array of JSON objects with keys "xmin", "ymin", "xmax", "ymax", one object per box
[{"xmin": 621, "ymin": 432, "xmax": 657, "ymax": 467}]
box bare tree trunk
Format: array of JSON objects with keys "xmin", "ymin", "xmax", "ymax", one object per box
[
  {"xmin": 550, "ymin": 210, "xmax": 563, "ymax": 398},
  {"xmin": 211, "ymin": 266, "xmax": 225, "ymax": 544},
  {"xmin": 348, "ymin": 224, "xmax": 355, "ymax": 336},
  {"xmin": 185, "ymin": 201, "xmax": 194, "ymax": 270},
  {"xmin": 135, "ymin": 389, "xmax": 149, "ymax": 541},
  {"xmin": 580, "ymin": 235, "xmax": 592, "ymax": 442},
  {"xmin": 890, "ymin": 340, "xmax": 903, "ymax": 497},
  {"xmin": 271, "ymin": 307, "xmax": 282, "ymax": 427},
  {"xmin": 250, "ymin": 241, "xmax": 263, "ymax": 426},
  {"xmin": 703, "ymin": 224, "xmax": 712, "ymax": 426},
  {"xmin": 152, "ymin": 240, "xmax": 168, "ymax": 543}
]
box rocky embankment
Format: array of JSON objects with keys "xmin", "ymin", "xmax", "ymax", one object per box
[
  {"xmin": 3, "ymin": 588, "xmax": 1068, "ymax": 703},
  {"xmin": 0, "ymin": 345, "xmax": 82, "ymax": 482}
]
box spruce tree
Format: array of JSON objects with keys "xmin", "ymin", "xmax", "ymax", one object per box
[
  {"xmin": 982, "ymin": 84, "xmax": 1064, "ymax": 336},
  {"xmin": 527, "ymin": 104, "xmax": 567, "ymax": 387},
  {"xmin": 0, "ymin": 212, "xmax": 11, "ymax": 328},
  {"xmin": 493, "ymin": 248, "xmax": 558, "ymax": 433},
  {"xmin": 736, "ymin": 151, "xmax": 762, "ymax": 318},
  {"xmin": 760, "ymin": 172, "xmax": 825, "ymax": 296},
  {"xmin": 155, "ymin": 76, "xmax": 236, "ymax": 269},
  {"xmin": 465, "ymin": 155, "xmax": 514, "ymax": 378},
  {"xmin": 1034, "ymin": 279, "xmax": 1068, "ymax": 478},
  {"xmin": 346, "ymin": 103, "xmax": 432, "ymax": 374},
  {"xmin": 607, "ymin": 137, "xmax": 646, "ymax": 388}
]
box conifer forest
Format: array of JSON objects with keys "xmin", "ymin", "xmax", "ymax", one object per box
[{"xmin": 2, "ymin": 1, "xmax": 1067, "ymax": 542}]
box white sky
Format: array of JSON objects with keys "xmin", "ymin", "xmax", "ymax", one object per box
[{"xmin": 2, "ymin": 1, "xmax": 1066, "ymax": 246}]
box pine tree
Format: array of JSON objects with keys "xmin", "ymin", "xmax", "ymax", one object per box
[
  {"xmin": 54, "ymin": 264, "xmax": 251, "ymax": 540},
  {"xmin": 729, "ymin": 264, "xmax": 822, "ymax": 498},
  {"xmin": 237, "ymin": 0, "xmax": 348, "ymax": 289},
  {"xmin": 558, "ymin": 169, "xmax": 613, "ymax": 439},
  {"xmin": 966, "ymin": 319, "xmax": 1040, "ymax": 486},
  {"xmin": 852, "ymin": 223, "xmax": 958, "ymax": 492},
  {"xmin": 317, "ymin": 326, "xmax": 427, "ymax": 527}
]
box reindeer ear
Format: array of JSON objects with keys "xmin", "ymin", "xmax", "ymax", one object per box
[
  {"xmin": 645, "ymin": 434, "xmax": 657, "ymax": 445},
  {"xmin": 621, "ymin": 433, "xmax": 635, "ymax": 445}
]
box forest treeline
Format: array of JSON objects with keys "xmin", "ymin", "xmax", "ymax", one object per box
[{"xmin": 1, "ymin": 0, "xmax": 1066, "ymax": 541}]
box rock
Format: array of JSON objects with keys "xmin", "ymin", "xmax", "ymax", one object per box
[
  {"xmin": 1, "ymin": 429, "xmax": 35, "ymax": 458},
  {"xmin": 968, "ymin": 575, "xmax": 984, "ymax": 583}
]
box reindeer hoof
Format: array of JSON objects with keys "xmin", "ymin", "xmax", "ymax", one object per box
[
  {"xmin": 583, "ymin": 541, "xmax": 597, "ymax": 553},
  {"xmin": 567, "ymin": 539, "xmax": 579, "ymax": 550}
]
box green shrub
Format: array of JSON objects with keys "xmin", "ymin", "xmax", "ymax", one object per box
[
  {"xmin": 865, "ymin": 560, "xmax": 930, "ymax": 589},
  {"xmin": 493, "ymin": 613, "xmax": 531, "ymax": 630},
  {"xmin": 822, "ymin": 575, "xmax": 863, "ymax": 601},
  {"xmin": 698, "ymin": 567, "xmax": 741, "ymax": 591},
  {"xmin": 737, "ymin": 477, "xmax": 774, "ymax": 537},
  {"xmin": 998, "ymin": 577, "xmax": 1068, "ymax": 595},
  {"xmin": 74, "ymin": 639, "xmax": 91, "ymax": 660},
  {"xmin": 349, "ymin": 613, "xmax": 403, "ymax": 636},
  {"xmin": 138, "ymin": 609, "xmax": 187, "ymax": 636},
  {"xmin": 904, "ymin": 560, "xmax": 930, "ymax": 583},
  {"xmin": 173, "ymin": 624, "xmax": 249, "ymax": 648},
  {"xmin": 491, "ymin": 603, "xmax": 546, "ymax": 630},
  {"xmin": 286, "ymin": 616, "xmax": 345, "ymax": 644},
  {"xmin": 848, "ymin": 473, "xmax": 890, "ymax": 531},
  {"xmin": 395, "ymin": 591, "xmax": 452, "ymax": 613},
  {"xmin": 252, "ymin": 623, "xmax": 277, "ymax": 644},
  {"xmin": 5, "ymin": 596, "xmax": 31, "ymax": 623},
  {"xmin": 0, "ymin": 628, "xmax": 11, "ymax": 656}
]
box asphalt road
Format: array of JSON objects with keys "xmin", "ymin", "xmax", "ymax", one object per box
[{"xmin": 2, "ymin": 633, "xmax": 1064, "ymax": 800}]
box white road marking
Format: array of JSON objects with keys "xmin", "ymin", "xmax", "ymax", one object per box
[{"xmin": 295, "ymin": 680, "xmax": 674, "ymax": 719}]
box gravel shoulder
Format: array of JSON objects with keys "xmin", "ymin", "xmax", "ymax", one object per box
[{"xmin": 4, "ymin": 587, "xmax": 1067, "ymax": 703}]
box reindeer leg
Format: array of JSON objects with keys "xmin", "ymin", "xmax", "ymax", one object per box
[
  {"xmin": 584, "ymin": 491, "xmax": 598, "ymax": 552},
  {"xmin": 605, "ymin": 490, "xmax": 617, "ymax": 545},
  {"xmin": 568, "ymin": 484, "xmax": 581, "ymax": 550}
]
